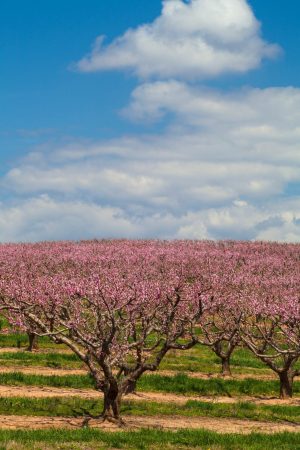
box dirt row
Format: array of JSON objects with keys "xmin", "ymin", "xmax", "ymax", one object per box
[
  {"xmin": 0, "ymin": 347, "xmax": 299, "ymax": 434},
  {"xmin": 0, "ymin": 363, "xmax": 276, "ymax": 380},
  {"xmin": 0, "ymin": 347, "xmax": 279, "ymax": 380},
  {"xmin": 0, "ymin": 347, "xmax": 71, "ymax": 354},
  {"xmin": 0, "ymin": 414, "xmax": 298, "ymax": 434},
  {"xmin": 0, "ymin": 384, "xmax": 298, "ymax": 406},
  {"xmin": 0, "ymin": 366, "xmax": 86, "ymax": 377}
]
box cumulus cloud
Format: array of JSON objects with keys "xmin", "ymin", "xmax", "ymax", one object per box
[
  {"xmin": 1, "ymin": 195, "xmax": 300, "ymax": 243},
  {"xmin": 2, "ymin": 84, "xmax": 300, "ymax": 243},
  {"xmin": 124, "ymin": 81, "xmax": 300, "ymax": 133},
  {"xmin": 0, "ymin": 196, "xmax": 137, "ymax": 243},
  {"xmin": 76, "ymin": 0, "xmax": 279, "ymax": 79},
  {"xmin": 2, "ymin": 1, "xmax": 298, "ymax": 243}
]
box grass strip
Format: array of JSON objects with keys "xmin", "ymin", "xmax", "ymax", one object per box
[
  {"xmin": 161, "ymin": 353, "xmax": 266, "ymax": 373},
  {"xmin": 138, "ymin": 373, "xmax": 300, "ymax": 397},
  {"xmin": 2, "ymin": 335, "xmax": 298, "ymax": 376},
  {"xmin": 0, "ymin": 372, "xmax": 300, "ymax": 398},
  {"xmin": 0, "ymin": 352, "xmax": 270, "ymax": 376},
  {"xmin": 0, "ymin": 333, "xmax": 64, "ymax": 350},
  {"xmin": 0, "ymin": 334, "xmax": 277, "ymax": 366},
  {"xmin": 0, "ymin": 351, "xmax": 81, "ymax": 369},
  {"xmin": 0, "ymin": 396, "xmax": 299, "ymax": 425},
  {"xmin": 0, "ymin": 429, "xmax": 300, "ymax": 450},
  {"xmin": 0, "ymin": 372, "xmax": 92, "ymax": 389}
]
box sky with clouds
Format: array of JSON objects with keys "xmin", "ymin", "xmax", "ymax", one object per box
[{"xmin": 1, "ymin": 0, "xmax": 300, "ymax": 242}]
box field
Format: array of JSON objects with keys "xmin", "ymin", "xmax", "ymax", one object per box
[
  {"xmin": 0, "ymin": 240, "xmax": 299, "ymax": 449},
  {"xmin": 0, "ymin": 333, "xmax": 299, "ymax": 449}
]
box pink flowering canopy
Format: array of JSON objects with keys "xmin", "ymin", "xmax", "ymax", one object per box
[
  {"xmin": 0, "ymin": 239, "xmax": 299, "ymax": 407},
  {"xmin": 0, "ymin": 241, "xmax": 214, "ymax": 366}
]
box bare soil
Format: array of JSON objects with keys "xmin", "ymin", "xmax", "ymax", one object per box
[
  {"xmin": 0, "ymin": 348, "xmax": 299, "ymax": 435},
  {"xmin": 0, "ymin": 414, "xmax": 298, "ymax": 434},
  {"xmin": 0, "ymin": 363, "xmax": 277, "ymax": 380},
  {"xmin": 0, "ymin": 347, "xmax": 281, "ymax": 380},
  {"xmin": 0, "ymin": 366, "xmax": 85, "ymax": 376},
  {"xmin": 129, "ymin": 391, "xmax": 300, "ymax": 406},
  {"xmin": 158, "ymin": 370, "xmax": 276, "ymax": 380},
  {"xmin": 0, "ymin": 347, "xmax": 72, "ymax": 354},
  {"xmin": 0, "ymin": 385, "xmax": 299, "ymax": 407}
]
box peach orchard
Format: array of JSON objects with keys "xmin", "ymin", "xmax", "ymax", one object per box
[{"xmin": 0, "ymin": 240, "xmax": 299, "ymax": 424}]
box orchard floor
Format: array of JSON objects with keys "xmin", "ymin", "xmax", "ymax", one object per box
[
  {"xmin": 0, "ymin": 340, "xmax": 300, "ymax": 448},
  {"xmin": 0, "ymin": 414, "xmax": 299, "ymax": 434},
  {"xmin": 0, "ymin": 384, "xmax": 299, "ymax": 407},
  {"xmin": 0, "ymin": 365, "xmax": 278, "ymax": 380}
]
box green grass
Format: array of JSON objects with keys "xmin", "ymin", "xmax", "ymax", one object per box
[
  {"xmin": 0, "ymin": 396, "xmax": 299, "ymax": 425},
  {"xmin": 0, "ymin": 429, "xmax": 299, "ymax": 450},
  {"xmin": 0, "ymin": 330, "xmax": 299, "ymax": 372},
  {"xmin": 0, "ymin": 372, "xmax": 92, "ymax": 389},
  {"xmin": 2, "ymin": 337, "xmax": 298, "ymax": 378},
  {"xmin": 161, "ymin": 345, "xmax": 300, "ymax": 374},
  {"xmin": 0, "ymin": 372, "xmax": 298, "ymax": 398},
  {"xmin": 0, "ymin": 351, "xmax": 82, "ymax": 369},
  {"xmin": 153, "ymin": 346, "xmax": 274, "ymax": 375},
  {"xmin": 138, "ymin": 373, "xmax": 300, "ymax": 397},
  {"xmin": 0, "ymin": 337, "xmax": 271, "ymax": 371},
  {"xmin": 0, "ymin": 333, "xmax": 65, "ymax": 350},
  {"xmin": 0, "ymin": 331, "xmax": 300, "ymax": 448},
  {"xmin": 0, "ymin": 349, "xmax": 276, "ymax": 377}
]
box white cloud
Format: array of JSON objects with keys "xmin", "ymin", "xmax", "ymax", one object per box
[
  {"xmin": 2, "ymin": 84, "xmax": 300, "ymax": 242},
  {"xmin": 125, "ymin": 81, "xmax": 300, "ymax": 137},
  {"xmin": 1, "ymin": 1, "xmax": 299, "ymax": 243},
  {"xmin": 76, "ymin": 0, "xmax": 279, "ymax": 79},
  {"xmin": 1, "ymin": 195, "xmax": 300, "ymax": 243},
  {"xmin": 0, "ymin": 196, "xmax": 137, "ymax": 243}
]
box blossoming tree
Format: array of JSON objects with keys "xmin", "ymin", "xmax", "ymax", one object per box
[
  {"xmin": 197, "ymin": 244, "xmax": 246, "ymax": 376},
  {"xmin": 239, "ymin": 244, "xmax": 300, "ymax": 398},
  {"xmin": 0, "ymin": 240, "xmax": 212, "ymax": 424}
]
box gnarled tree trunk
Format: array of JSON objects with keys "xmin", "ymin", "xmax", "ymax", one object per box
[
  {"xmin": 27, "ymin": 332, "xmax": 38, "ymax": 352},
  {"xmin": 213, "ymin": 341, "xmax": 235, "ymax": 377},
  {"xmin": 221, "ymin": 355, "xmax": 232, "ymax": 377},
  {"xmin": 279, "ymin": 371, "xmax": 294, "ymax": 399},
  {"xmin": 102, "ymin": 378, "xmax": 122, "ymax": 421}
]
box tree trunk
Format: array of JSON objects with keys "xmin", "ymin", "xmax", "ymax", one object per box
[
  {"xmin": 212, "ymin": 341, "xmax": 234, "ymax": 378},
  {"xmin": 123, "ymin": 378, "xmax": 137, "ymax": 395},
  {"xmin": 221, "ymin": 356, "xmax": 232, "ymax": 377},
  {"xmin": 26, "ymin": 332, "xmax": 38, "ymax": 352},
  {"xmin": 101, "ymin": 379, "xmax": 124, "ymax": 425},
  {"xmin": 279, "ymin": 371, "xmax": 293, "ymax": 399}
]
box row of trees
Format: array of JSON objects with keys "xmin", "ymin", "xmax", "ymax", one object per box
[{"xmin": 0, "ymin": 240, "xmax": 299, "ymax": 424}]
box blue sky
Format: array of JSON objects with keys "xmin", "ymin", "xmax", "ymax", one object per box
[{"xmin": 1, "ymin": 0, "xmax": 300, "ymax": 242}]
